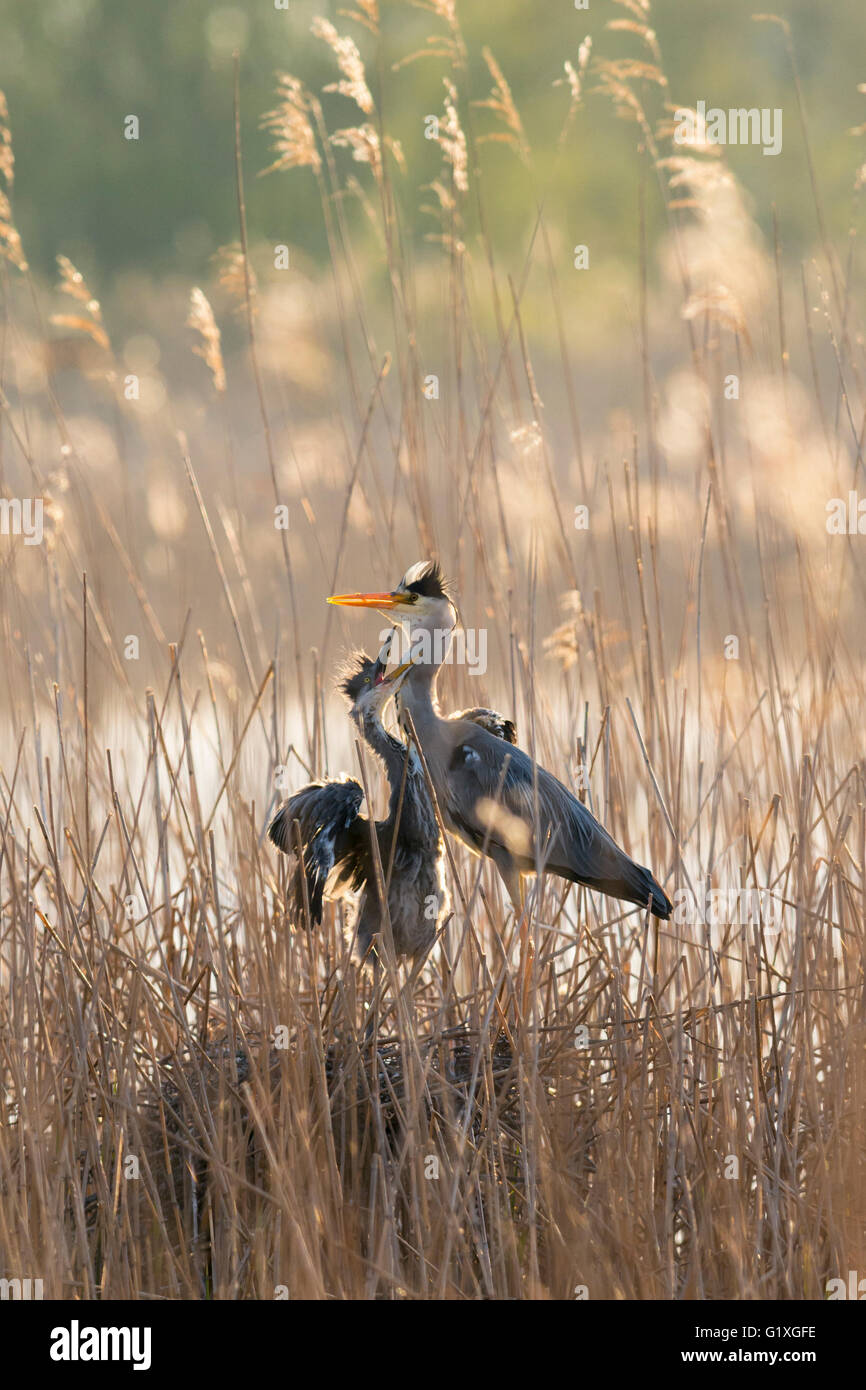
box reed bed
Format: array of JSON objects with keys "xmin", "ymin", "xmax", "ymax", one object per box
[{"xmin": 0, "ymin": 2, "xmax": 864, "ymax": 1299}]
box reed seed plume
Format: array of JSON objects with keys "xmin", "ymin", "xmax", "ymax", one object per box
[
  {"xmin": 213, "ymin": 241, "xmax": 257, "ymax": 317},
  {"xmin": 612, "ymin": 0, "xmax": 651, "ymax": 18},
  {"xmin": 393, "ymin": 0, "xmax": 463, "ymax": 71},
  {"xmin": 681, "ymin": 283, "xmax": 750, "ymax": 344},
  {"xmin": 0, "ymin": 189, "xmax": 26, "ymax": 272},
  {"xmin": 473, "ymin": 47, "xmax": 530, "ymax": 162},
  {"xmin": 555, "ymin": 37, "xmax": 592, "ymax": 124},
  {"xmin": 342, "ymin": 0, "xmax": 380, "ymax": 35},
  {"xmin": 49, "ymin": 254, "xmax": 109, "ymax": 350},
  {"xmin": 330, "ymin": 123, "xmax": 385, "ymax": 175},
  {"xmin": 187, "ymin": 287, "xmax": 227, "ymax": 395},
  {"xmin": 260, "ymin": 74, "xmax": 321, "ymax": 176},
  {"xmin": 423, "ymin": 0, "xmax": 457, "ymax": 22},
  {"xmin": 311, "ymin": 16, "xmax": 375, "ymax": 116},
  {"xmin": 597, "ymin": 57, "xmax": 667, "ymax": 91},
  {"xmin": 0, "ymin": 93, "xmax": 27, "ymax": 271},
  {"xmin": 438, "ymin": 79, "xmax": 468, "ymax": 193},
  {"xmin": 0, "ymin": 90, "xmax": 15, "ymax": 188}
]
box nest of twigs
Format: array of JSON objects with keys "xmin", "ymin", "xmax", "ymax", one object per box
[{"xmin": 78, "ymin": 1022, "xmax": 594, "ymax": 1279}]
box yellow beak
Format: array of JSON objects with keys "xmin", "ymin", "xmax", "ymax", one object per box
[
  {"xmin": 383, "ymin": 659, "xmax": 414, "ymax": 684},
  {"xmin": 327, "ymin": 590, "xmax": 412, "ymax": 610}
]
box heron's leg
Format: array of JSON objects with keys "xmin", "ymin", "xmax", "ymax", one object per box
[
  {"xmin": 515, "ymin": 877, "xmax": 536, "ymax": 1024},
  {"xmin": 405, "ymin": 942, "xmax": 430, "ymax": 993},
  {"xmin": 492, "ymin": 851, "xmax": 523, "ymax": 915},
  {"xmin": 491, "ymin": 849, "xmax": 534, "ymax": 1024},
  {"xmin": 356, "ymin": 894, "xmax": 382, "ymax": 1044},
  {"xmin": 363, "ymin": 947, "xmax": 381, "ymax": 1043}
]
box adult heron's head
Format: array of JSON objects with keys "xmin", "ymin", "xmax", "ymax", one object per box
[{"xmin": 328, "ymin": 561, "xmax": 457, "ymax": 668}]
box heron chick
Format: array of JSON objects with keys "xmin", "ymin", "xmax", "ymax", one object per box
[{"xmin": 268, "ymin": 641, "xmax": 448, "ymax": 963}]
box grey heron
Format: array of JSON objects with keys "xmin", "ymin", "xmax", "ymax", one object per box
[
  {"xmin": 327, "ymin": 562, "xmax": 672, "ymax": 921},
  {"xmin": 268, "ymin": 640, "xmax": 448, "ymax": 962}
]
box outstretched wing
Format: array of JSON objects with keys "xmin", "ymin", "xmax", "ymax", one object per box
[
  {"xmin": 268, "ymin": 776, "xmax": 364, "ymax": 924},
  {"xmin": 452, "ymin": 706, "xmax": 517, "ymax": 745},
  {"xmin": 445, "ymin": 724, "xmax": 671, "ymax": 918}
]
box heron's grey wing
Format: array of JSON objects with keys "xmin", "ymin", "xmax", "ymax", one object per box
[
  {"xmin": 452, "ymin": 706, "xmax": 517, "ymax": 745},
  {"xmin": 268, "ymin": 775, "xmax": 364, "ymax": 923},
  {"xmin": 445, "ymin": 726, "xmax": 671, "ymax": 918}
]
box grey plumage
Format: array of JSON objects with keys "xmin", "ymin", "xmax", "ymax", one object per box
[
  {"xmin": 401, "ymin": 681, "xmax": 671, "ymax": 920},
  {"xmin": 442, "ymin": 720, "xmax": 671, "ymax": 917}
]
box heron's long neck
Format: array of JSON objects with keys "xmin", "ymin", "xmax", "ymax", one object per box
[
  {"xmin": 359, "ymin": 707, "xmax": 433, "ymax": 843},
  {"xmin": 398, "ymin": 662, "xmax": 440, "ymax": 737},
  {"xmin": 357, "ymin": 709, "xmax": 405, "ymax": 785},
  {"xmin": 396, "ymin": 662, "xmax": 450, "ymax": 817}
]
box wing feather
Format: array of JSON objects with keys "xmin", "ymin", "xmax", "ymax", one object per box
[
  {"xmin": 446, "ymin": 727, "xmax": 671, "ymax": 917},
  {"xmin": 268, "ymin": 776, "xmax": 364, "ymax": 924},
  {"xmin": 452, "ymin": 707, "xmax": 517, "ymax": 745}
]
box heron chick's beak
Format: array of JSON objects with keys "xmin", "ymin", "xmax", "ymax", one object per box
[
  {"xmin": 378, "ymin": 658, "xmax": 414, "ymax": 689},
  {"xmin": 371, "ymin": 633, "xmax": 394, "ymax": 684},
  {"xmin": 327, "ymin": 589, "xmax": 413, "ymax": 610}
]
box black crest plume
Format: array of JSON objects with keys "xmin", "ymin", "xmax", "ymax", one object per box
[{"xmin": 402, "ymin": 559, "xmax": 449, "ymax": 599}]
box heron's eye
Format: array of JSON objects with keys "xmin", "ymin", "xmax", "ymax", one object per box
[{"xmin": 363, "ymin": 676, "xmax": 371, "ymax": 686}]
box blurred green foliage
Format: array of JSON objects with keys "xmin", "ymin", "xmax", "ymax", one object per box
[{"xmin": 0, "ymin": 0, "xmax": 863, "ymax": 292}]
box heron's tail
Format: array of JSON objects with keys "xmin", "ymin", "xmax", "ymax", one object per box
[
  {"xmin": 575, "ymin": 856, "xmax": 672, "ymax": 919},
  {"xmin": 581, "ymin": 820, "xmax": 672, "ymax": 918},
  {"xmin": 630, "ymin": 863, "xmax": 672, "ymax": 919}
]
